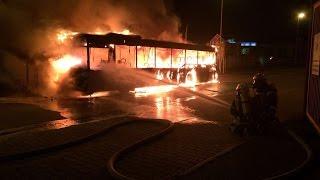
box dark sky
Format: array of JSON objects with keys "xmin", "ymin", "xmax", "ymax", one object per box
[{"xmin": 169, "ymin": 0, "xmax": 312, "ymax": 44}]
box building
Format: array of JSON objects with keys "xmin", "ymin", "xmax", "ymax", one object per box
[{"xmin": 306, "ymin": 0, "xmax": 320, "ymax": 133}]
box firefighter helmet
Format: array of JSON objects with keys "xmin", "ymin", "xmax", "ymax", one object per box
[
  {"xmin": 252, "ymin": 73, "xmax": 267, "ymax": 90},
  {"xmin": 236, "ymin": 83, "xmax": 250, "ymax": 95}
]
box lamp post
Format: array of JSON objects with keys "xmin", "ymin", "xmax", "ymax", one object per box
[
  {"xmin": 297, "ymin": 12, "xmax": 306, "ymax": 35},
  {"xmin": 220, "ymin": 0, "xmax": 224, "ymax": 38},
  {"xmin": 295, "ymin": 12, "xmax": 306, "ymax": 64},
  {"xmin": 219, "ymin": 0, "xmax": 225, "ymax": 73}
]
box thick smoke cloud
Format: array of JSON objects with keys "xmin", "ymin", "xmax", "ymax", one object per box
[{"xmin": 0, "ymin": 0, "xmax": 182, "ymax": 95}]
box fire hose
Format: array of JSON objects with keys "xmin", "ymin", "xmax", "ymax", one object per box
[
  {"xmin": 107, "ymin": 118, "xmax": 192, "ymax": 180},
  {"xmin": 0, "ymin": 116, "xmax": 311, "ymax": 179},
  {"xmin": 177, "ymin": 128, "xmax": 312, "ymax": 180},
  {"xmin": 106, "ymin": 120, "xmax": 311, "ymax": 180},
  {"xmin": 106, "ymin": 125, "xmax": 310, "ymax": 180}
]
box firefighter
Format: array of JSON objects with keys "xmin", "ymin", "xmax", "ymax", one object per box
[
  {"xmin": 230, "ymin": 73, "xmax": 278, "ymax": 135},
  {"xmin": 251, "ymin": 73, "xmax": 278, "ymax": 133},
  {"xmin": 230, "ymin": 83, "xmax": 253, "ymax": 136}
]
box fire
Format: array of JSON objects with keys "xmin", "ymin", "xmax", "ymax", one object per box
[
  {"xmin": 56, "ymin": 30, "xmax": 78, "ymax": 43},
  {"xmin": 118, "ymin": 29, "xmax": 132, "ymax": 35},
  {"xmin": 156, "ymin": 70, "xmax": 164, "ymax": 80},
  {"xmin": 57, "ymin": 32, "xmax": 68, "ymax": 43},
  {"xmin": 136, "ymin": 48, "xmax": 216, "ymax": 69},
  {"xmin": 51, "ymin": 54, "xmax": 82, "ymax": 81},
  {"xmin": 92, "ymin": 28, "xmax": 133, "ymax": 35},
  {"xmin": 49, "ymin": 28, "xmax": 217, "ymax": 97},
  {"xmin": 182, "ymin": 68, "xmax": 198, "ymax": 87}
]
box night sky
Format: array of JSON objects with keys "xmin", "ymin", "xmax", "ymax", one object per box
[{"xmin": 169, "ymin": 0, "xmax": 313, "ymax": 44}]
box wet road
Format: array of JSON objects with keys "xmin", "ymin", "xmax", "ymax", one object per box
[
  {"xmin": 0, "ymin": 80, "xmax": 234, "ymax": 135},
  {"xmin": 57, "ymin": 83, "xmax": 232, "ymax": 124},
  {"xmin": 0, "ymin": 67, "xmax": 305, "ymax": 132}
]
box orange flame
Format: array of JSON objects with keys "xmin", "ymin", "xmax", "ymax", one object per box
[
  {"xmin": 156, "ymin": 70, "xmax": 164, "ymax": 80},
  {"xmin": 92, "ymin": 28, "xmax": 133, "ymax": 35},
  {"xmin": 56, "ymin": 30, "xmax": 78, "ymax": 44},
  {"xmin": 51, "ymin": 54, "xmax": 82, "ymax": 82},
  {"xmin": 182, "ymin": 68, "xmax": 198, "ymax": 87}
]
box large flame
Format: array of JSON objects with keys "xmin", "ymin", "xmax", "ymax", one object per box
[
  {"xmin": 56, "ymin": 30, "xmax": 78, "ymax": 43},
  {"xmin": 117, "ymin": 29, "xmax": 132, "ymax": 35},
  {"xmin": 51, "ymin": 54, "xmax": 82, "ymax": 82},
  {"xmin": 92, "ymin": 28, "xmax": 133, "ymax": 35},
  {"xmin": 49, "ymin": 28, "xmax": 218, "ymax": 97},
  {"xmin": 48, "ymin": 29, "xmax": 135, "ymax": 94}
]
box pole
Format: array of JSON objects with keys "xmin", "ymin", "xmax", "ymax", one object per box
[
  {"xmin": 197, "ymin": 51, "xmax": 199, "ymax": 65},
  {"xmin": 170, "ymin": 48, "xmax": 173, "ymax": 68},
  {"xmin": 295, "ymin": 18, "xmax": 300, "ymax": 64},
  {"xmin": 219, "ymin": 0, "xmax": 225, "ymax": 73},
  {"xmin": 86, "ymin": 41, "xmax": 90, "ymax": 70},
  {"xmin": 220, "ymin": 0, "xmax": 224, "ymax": 38},
  {"xmin": 136, "ymin": 46, "xmax": 138, "ymax": 68},
  {"xmin": 185, "ymin": 49, "xmax": 187, "ymax": 65},
  {"xmin": 26, "ymin": 60, "xmax": 29, "ymax": 88},
  {"xmin": 185, "ymin": 24, "xmax": 188, "ymax": 41},
  {"xmin": 154, "ymin": 47, "xmax": 157, "ymax": 68}
]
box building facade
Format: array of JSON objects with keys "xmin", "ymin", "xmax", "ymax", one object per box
[{"xmin": 306, "ymin": 0, "xmax": 320, "ymax": 133}]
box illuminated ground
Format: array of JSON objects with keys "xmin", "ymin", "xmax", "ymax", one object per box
[{"xmin": 0, "ymin": 67, "xmax": 310, "ymax": 179}]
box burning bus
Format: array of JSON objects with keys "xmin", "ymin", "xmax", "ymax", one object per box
[{"xmin": 72, "ymin": 33, "xmax": 218, "ymax": 85}]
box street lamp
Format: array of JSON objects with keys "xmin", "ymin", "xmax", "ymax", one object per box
[{"xmin": 297, "ymin": 12, "xmax": 306, "ymax": 20}]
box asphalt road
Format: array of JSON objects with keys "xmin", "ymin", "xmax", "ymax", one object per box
[
  {"xmin": 0, "ymin": 67, "xmax": 305, "ymax": 132},
  {"xmin": 0, "ymin": 67, "xmax": 310, "ymax": 179}
]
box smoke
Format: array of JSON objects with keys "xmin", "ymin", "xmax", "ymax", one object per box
[
  {"xmin": 0, "ymin": 0, "xmax": 182, "ymax": 96},
  {"xmin": 57, "ymin": 64, "xmax": 169, "ymax": 97}
]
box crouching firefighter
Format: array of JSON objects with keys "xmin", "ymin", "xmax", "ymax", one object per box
[{"xmin": 230, "ymin": 83, "xmax": 253, "ymax": 136}]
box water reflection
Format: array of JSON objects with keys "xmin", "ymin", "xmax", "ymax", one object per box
[
  {"xmin": 133, "ymin": 85, "xmax": 177, "ymax": 97},
  {"xmin": 45, "ymin": 118, "xmax": 78, "ymax": 130},
  {"xmin": 152, "ymin": 95, "xmax": 196, "ymax": 122},
  {"xmin": 0, "ymin": 83, "xmax": 218, "ymax": 129}
]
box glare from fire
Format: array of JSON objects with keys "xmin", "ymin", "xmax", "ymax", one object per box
[
  {"xmin": 92, "ymin": 28, "xmax": 133, "ymax": 35},
  {"xmin": 133, "ymin": 85, "xmax": 177, "ymax": 97},
  {"xmin": 78, "ymin": 91, "xmax": 119, "ymax": 99},
  {"xmin": 51, "ymin": 54, "xmax": 82, "ymax": 82},
  {"xmin": 135, "ymin": 47, "xmax": 216, "ymax": 69},
  {"xmin": 118, "ymin": 29, "xmax": 132, "ymax": 35},
  {"xmin": 56, "ymin": 30, "xmax": 78, "ymax": 43}
]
